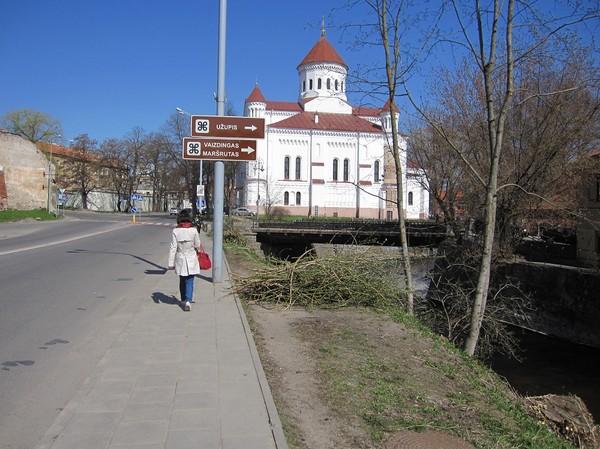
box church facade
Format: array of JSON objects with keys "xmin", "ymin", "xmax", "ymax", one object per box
[{"xmin": 240, "ymin": 30, "xmax": 429, "ymax": 220}]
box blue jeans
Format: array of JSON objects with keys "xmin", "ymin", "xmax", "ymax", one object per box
[{"xmin": 179, "ymin": 275, "xmax": 195, "ymax": 302}]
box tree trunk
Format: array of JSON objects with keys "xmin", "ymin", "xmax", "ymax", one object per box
[{"xmin": 379, "ymin": 0, "xmax": 415, "ymax": 314}]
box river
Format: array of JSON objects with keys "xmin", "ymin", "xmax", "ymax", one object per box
[
  {"xmin": 410, "ymin": 258, "xmax": 600, "ymax": 424},
  {"xmin": 489, "ymin": 327, "xmax": 600, "ymax": 423}
]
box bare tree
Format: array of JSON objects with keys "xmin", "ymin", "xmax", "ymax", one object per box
[
  {"xmin": 67, "ymin": 134, "xmax": 99, "ymax": 210},
  {"xmin": 344, "ymin": 0, "xmax": 423, "ymax": 314},
  {"xmin": 1, "ymin": 109, "xmax": 63, "ymax": 143},
  {"xmin": 98, "ymin": 138, "xmax": 128, "ymax": 212},
  {"xmin": 122, "ymin": 127, "xmax": 149, "ymax": 212},
  {"xmin": 408, "ymin": 113, "xmax": 472, "ymax": 239},
  {"xmin": 161, "ymin": 112, "xmax": 194, "ymax": 209},
  {"xmin": 406, "ymin": 0, "xmax": 599, "ymax": 355},
  {"xmin": 423, "ymin": 244, "xmax": 534, "ymax": 361}
]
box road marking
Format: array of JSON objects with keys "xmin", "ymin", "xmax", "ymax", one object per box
[{"xmin": 0, "ymin": 223, "xmax": 128, "ymax": 256}]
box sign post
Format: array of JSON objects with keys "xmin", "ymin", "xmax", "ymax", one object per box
[{"xmin": 180, "ymin": 113, "xmax": 266, "ymax": 282}]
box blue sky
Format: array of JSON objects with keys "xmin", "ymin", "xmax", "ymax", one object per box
[
  {"xmin": 1, "ymin": 1, "xmax": 597, "ymax": 144},
  {"xmin": 1, "ymin": 0, "xmax": 380, "ymax": 144}
]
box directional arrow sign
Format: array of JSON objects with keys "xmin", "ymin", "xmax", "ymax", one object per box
[
  {"xmin": 190, "ymin": 115, "xmax": 265, "ymax": 139},
  {"xmin": 183, "ymin": 137, "xmax": 257, "ymax": 161}
]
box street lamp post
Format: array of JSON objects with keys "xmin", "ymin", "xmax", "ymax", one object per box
[
  {"xmin": 254, "ymin": 159, "xmax": 264, "ymax": 224},
  {"xmin": 47, "ymin": 134, "xmax": 61, "ymax": 214}
]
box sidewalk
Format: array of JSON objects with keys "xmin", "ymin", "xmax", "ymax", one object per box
[{"xmin": 34, "ymin": 232, "xmax": 288, "ymax": 449}]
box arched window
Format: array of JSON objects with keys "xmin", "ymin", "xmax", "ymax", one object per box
[
  {"xmin": 335, "ymin": 79, "xmax": 339, "ymax": 91},
  {"xmin": 295, "ymin": 157, "xmax": 301, "ymax": 180},
  {"xmin": 333, "ymin": 158, "xmax": 339, "ymax": 181},
  {"xmin": 343, "ymin": 158, "xmax": 350, "ymax": 182},
  {"xmin": 341, "ymin": 81, "xmax": 344, "ymax": 92},
  {"xmin": 408, "ymin": 192, "xmax": 413, "ymax": 206},
  {"xmin": 326, "ymin": 78, "xmax": 331, "ymax": 89},
  {"xmin": 296, "ymin": 192, "xmax": 301, "ymax": 205},
  {"xmin": 284, "ymin": 191, "xmax": 289, "ymax": 205},
  {"xmin": 374, "ymin": 160, "xmax": 380, "ymax": 182},
  {"xmin": 284, "ymin": 156, "xmax": 290, "ymax": 180},
  {"xmin": 302, "ymin": 80, "xmax": 306, "ymax": 91},
  {"xmin": 309, "ymin": 79, "xmax": 313, "ymax": 90},
  {"xmin": 318, "ymin": 78, "xmax": 322, "ymax": 89}
]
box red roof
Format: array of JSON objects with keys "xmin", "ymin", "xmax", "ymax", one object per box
[
  {"xmin": 272, "ymin": 111, "xmax": 383, "ymax": 134},
  {"xmin": 245, "ymin": 84, "xmax": 266, "ymax": 103},
  {"xmin": 37, "ymin": 142, "xmax": 80, "ymax": 159},
  {"xmin": 298, "ymin": 32, "xmax": 347, "ymax": 69},
  {"xmin": 36, "ymin": 142, "xmax": 102, "ymax": 163},
  {"xmin": 265, "ymin": 101, "xmax": 303, "ymax": 112},
  {"xmin": 381, "ymin": 98, "xmax": 399, "ymax": 113},
  {"xmin": 353, "ymin": 106, "xmax": 382, "ymax": 118}
]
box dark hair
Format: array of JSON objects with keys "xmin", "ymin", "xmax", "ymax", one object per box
[{"xmin": 177, "ymin": 209, "xmax": 192, "ymax": 224}]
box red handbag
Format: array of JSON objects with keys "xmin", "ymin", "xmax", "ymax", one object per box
[{"xmin": 197, "ymin": 244, "xmax": 211, "ymax": 270}]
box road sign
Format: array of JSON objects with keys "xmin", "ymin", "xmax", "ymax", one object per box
[
  {"xmin": 190, "ymin": 115, "xmax": 265, "ymax": 139},
  {"xmin": 131, "ymin": 207, "xmax": 138, "ymax": 213},
  {"xmin": 131, "ymin": 193, "xmax": 144, "ymax": 201},
  {"xmin": 183, "ymin": 137, "xmax": 257, "ymax": 161}
]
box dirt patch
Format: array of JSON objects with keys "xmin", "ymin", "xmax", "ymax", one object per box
[
  {"xmin": 247, "ymin": 305, "xmax": 484, "ymax": 449},
  {"xmin": 249, "ymin": 306, "xmax": 349, "ymax": 448}
]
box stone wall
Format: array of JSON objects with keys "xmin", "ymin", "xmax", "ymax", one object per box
[
  {"xmin": 0, "ymin": 131, "xmax": 51, "ymax": 210},
  {"xmin": 503, "ymin": 262, "xmax": 600, "ymax": 348},
  {"xmin": 428, "ymin": 254, "xmax": 600, "ymax": 348}
]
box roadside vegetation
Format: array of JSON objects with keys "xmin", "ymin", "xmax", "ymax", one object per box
[
  {"xmin": 223, "ymin": 229, "xmax": 597, "ymax": 449},
  {"xmin": 0, "ymin": 209, "xmax": 59, "ymax": 223}
]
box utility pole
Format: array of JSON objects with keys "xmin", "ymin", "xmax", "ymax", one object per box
[{"xmin": 212, "ymin": 0, "xmax": 227, "ymax": 282}]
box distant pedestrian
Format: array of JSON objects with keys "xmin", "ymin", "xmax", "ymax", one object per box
[{"xmin": 167, "ymin": 209, "xmax": 201, "ymax": 311}]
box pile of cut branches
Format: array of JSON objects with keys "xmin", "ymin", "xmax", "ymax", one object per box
[{"xmin": 231, "ymin": 248, "xmax": 407, "ymax": 309}]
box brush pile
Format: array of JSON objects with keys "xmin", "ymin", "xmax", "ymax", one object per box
[
  {"xmin": 524, "ymin": 394, "xmax": 600, "ymax": 449},
  {"xmin": 231, "ymin": 248, "xmax": 407, "ymax": 309}
]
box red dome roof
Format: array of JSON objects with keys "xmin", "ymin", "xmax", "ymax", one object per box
[
  {"xmin": 245, "ymin": 83, "xmax": 266, "ymax": 103},
  {"xmin": 298, "ymin": 32, "xmax": 347, "ymax": 70}
]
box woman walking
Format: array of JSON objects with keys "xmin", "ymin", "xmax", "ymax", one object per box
[{"xmin": 168, "ymin": 209, "xmax": 201, "ymax": 311}]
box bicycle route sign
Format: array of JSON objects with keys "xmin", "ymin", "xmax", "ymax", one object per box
[
  {"xmin": 190, "ymin": 115, "xmax": 264, "ymax": 139},
  {"xmin": 182, "ymin": 115, "xmax": 264, "ymax": 161},
  {"xmin": 183, "ymin": 137, "xmax": 257, "ymax": 161}
]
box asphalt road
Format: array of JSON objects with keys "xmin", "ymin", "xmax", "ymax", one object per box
[{"xmin": 0, "ymin": 211, "xmax": 177, "ymax": 449}]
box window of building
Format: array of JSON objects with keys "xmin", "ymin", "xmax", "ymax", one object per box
[
  {"xmin": 284, "ymin": 156, "xmax": 290, "ymax": 180},
  {"xmin": 341, "ymin": 81, "xmax": 344, "ymax": 92},
  {"xmin": 326, "ymin": 78, "xmax": 331, "ymax": 89},
  {"xmin": 408, "ymin": 192, "xmax": 413, "ymax": 206},
  {"xmin": 318, "ymin": 78, "xmax": 322, "ymax": 89},
  {"xmin": 335, "ymin": 79, "xmax": 339, "ymax": 91},
  {"xmin": 295, "ymin": 157, "xmax": 301, "ymax": 180},
  {"xmin": 333, "ymin": 158, "xmax": 339, "ymax": 181},
  {"xmin": 309, "ymin": 79, "xmax": 313, "ymax": 90},
  {"xmin": 284, "ymin": 191, "xmax": 289, "ymax": 205},
  {"xmin": 374, "ymin": 160, "xmax": 380, "ymax": 182},
  {"xmin": 343, "ymin": 158, "xmax": 349, "ymax": 182},
  {"xmin": 296, "ymin": 192, "xmax": 301, "ymax": 205},
  {"xmin": 303, "ymin": 80, "xmax": 306, "ymax": 91}
]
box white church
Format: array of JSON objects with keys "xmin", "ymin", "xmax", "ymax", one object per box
[{"xmin": 239, "ymin": 28, "xmax": 429, "ymax": 220}]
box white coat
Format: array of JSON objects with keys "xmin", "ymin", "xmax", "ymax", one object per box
[{"xmin": 168, "ymin": 225, "xmax": 201, "ymax": 276}]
